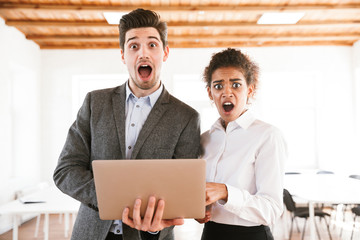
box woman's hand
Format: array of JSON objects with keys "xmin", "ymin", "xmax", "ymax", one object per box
[
  {"xmin": 195, "ymin": 208, "xmax": 211, "ymax": 224},
  {"xmin": 205, "ymin": 182, "xmax": 228, "ymax": 206}
]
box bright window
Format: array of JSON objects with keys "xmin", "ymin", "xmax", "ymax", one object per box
[{"xmin": 71, "ymin": 74, "xmax": 128, "ymax": 119}]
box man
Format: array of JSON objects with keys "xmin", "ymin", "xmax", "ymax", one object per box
[{"xmin": 53, "ymin": 8, "xmax": 200, "ymax": 240}]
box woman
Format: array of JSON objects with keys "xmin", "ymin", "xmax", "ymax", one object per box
[{"xmin": 198, "ymin": 48, "xmax": 287, "ymax": 240}]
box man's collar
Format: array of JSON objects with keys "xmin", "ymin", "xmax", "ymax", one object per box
[{"xmin": 125, "ymin": 81, "xmax": 163, "ymax": 107}]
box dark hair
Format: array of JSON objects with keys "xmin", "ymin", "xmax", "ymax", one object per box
[
  {"xmin": 119, "ymin": 8, "xmax": 168, "ymax": 50},
  {"xmin": 203, "ymin": 48, "xmax": 259, "ymax": 98}
]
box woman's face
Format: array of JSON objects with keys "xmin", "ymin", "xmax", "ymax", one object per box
[{"xmin": 207, "ymin": 67, "xmax": 254, "ymax": 128}]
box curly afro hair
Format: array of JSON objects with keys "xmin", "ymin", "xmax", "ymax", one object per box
[{"xmin": 203, "ymin": 48, "xmax": 259, "ymax": 98}]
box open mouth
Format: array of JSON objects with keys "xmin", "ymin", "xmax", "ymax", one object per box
[
  {"xmin": 223, "ymin": 102, "xmax": 234, "ymax": 112},
  {"xmin": 138, "ymin": 64, "xmax": 152, "ymax": 79}
]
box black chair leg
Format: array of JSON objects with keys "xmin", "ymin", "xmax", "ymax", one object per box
[{"xmin": 289, "ymin": 217, "xmax": 294, "ymax": 240}]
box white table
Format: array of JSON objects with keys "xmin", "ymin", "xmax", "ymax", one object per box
[
  {"xmin": 0, "ymin": 186, "xmax": 80, "ymax": 240},
  {"xmin": 284, "ymin": 173, "xmax": 360, "ymax": 240}
]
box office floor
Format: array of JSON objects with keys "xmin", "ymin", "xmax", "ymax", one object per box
[{"xmin": 0, "ymin": 212, "xmax": 359, "ymax": 240}]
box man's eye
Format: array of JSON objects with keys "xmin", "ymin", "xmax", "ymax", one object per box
[
  {"xmin": 214, "ymin": 84, "xmax": 223, "ymax": 90},
  {"xmin": 149, "ymin": 43, "xmax": 157, "ymax": 47},
  {"xmin": 232, "ymin": 82, "xmax": 241, "ymax": 88},
  {"xmin": 130, "ymin": 44, "xmax": 137, "ymax": 49}
]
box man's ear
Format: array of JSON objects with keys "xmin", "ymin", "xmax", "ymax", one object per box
[
  {"xmin": 163, "ymin": 45, "xmax": 170, "ymax": 62},
  {"xmin": 207, "ymin": 86, "xmax": 213, "ymax": 100},
  {"xmin": 120, "ymin": 49, "xmax": 126, "ymax": 64}
]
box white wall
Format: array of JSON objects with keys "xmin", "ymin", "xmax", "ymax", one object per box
[
  {"xmin": 0, "ymin": 17, "xmax": 41, "ymax": 233},
  {"xmin": 41, "ymin": 45, "xmax": 358, "ymax": 177},
  {"xmin": 352, "ymin": 41, "xmax": 360, "ymax": 169}
]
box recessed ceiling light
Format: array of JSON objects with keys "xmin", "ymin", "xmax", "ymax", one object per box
[
  {"xmin": 103, "ymin": 12, "xmax": 128, "ymax": 25},
  {"xmin": 198, "ymin": 11, "xmax": 205, "ymax": 15},
  {"xmin": 257, "ymin": 12, "xmax": 305, "ymax": 24}
]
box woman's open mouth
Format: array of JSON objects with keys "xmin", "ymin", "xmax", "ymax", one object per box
[
  {"xmin": 223, "ymin": 102, "xmax": 234, "ymax": 112},
  {"xmin": 138, "ymin": 64, "xmax": 153, "ymax": 80}
]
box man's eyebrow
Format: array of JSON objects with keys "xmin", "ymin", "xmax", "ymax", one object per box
[
  {"xmin": 230, "ymin": 78, "xmax": 244, "ymax": 82},
  {"xmin": 126, "ymin": 36, "xmax": 138, "ymax": 44},
  {"xmin": 148, "ymin": 36, "xmax": 161, "ymax": 41},
  {"xmin": 126, "ymin": 36, "xmax": 160, "ymax": 44}
]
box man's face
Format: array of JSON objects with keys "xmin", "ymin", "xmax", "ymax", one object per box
[{"xmin": 121, "ymin": 27, "xmax": 169, "ymax": 97}]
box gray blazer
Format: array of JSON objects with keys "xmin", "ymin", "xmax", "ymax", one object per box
[{"xmin": 53, "ymin": 83, "xmax": 201, "ymax": 240}]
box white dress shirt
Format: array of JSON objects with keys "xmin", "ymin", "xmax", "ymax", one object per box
[
  {"xmin": 111, "ymin": 81, "xmax": 163, "ymax": 235},
  {"xmin": 201, "ymin": 110, "xmax": 287, "ymax": 226}
]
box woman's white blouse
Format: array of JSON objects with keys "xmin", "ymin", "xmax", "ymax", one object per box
[{"xmin": 201, "ymin": 110, "xmax": 287, "ymax": 226}]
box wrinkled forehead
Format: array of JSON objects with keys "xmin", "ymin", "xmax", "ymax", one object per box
[{"xmin": 125, "ymin": 27, "xmax": 162, "ymax": 44}]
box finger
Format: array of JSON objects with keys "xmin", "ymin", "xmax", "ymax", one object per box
[
  {"xmin": 195, "ymin": 218, "xmax": 206, "ymax": 224},
  {"xmin": 206, "ymin": 198, "xmax": 213, "ymax": 206},
  {"xmin": 132, "ymin": 199, "xmax": 142, "ymax": 230},
  {"xmin": 122, "ymin": 207, "xmax": 135, "ymax": 228},
  {"xmin": 151, "ymin": 199, "xmax": 165, "ymax": 231},
  {"xmin": 162, "ymin": 218, "xmax": 184, "ymax": 227},
  {"xmin": 141, "ymin": 196, "xmax": 156, "ymax": 231}
]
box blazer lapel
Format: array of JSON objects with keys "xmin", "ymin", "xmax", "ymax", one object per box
[
  {"xmin": 131, "ymin": 88, "xmax": 170, "ymax": 159},
  {"xmin": 112, "ymin": 84, "xmax": 127, "ymax": 159}
]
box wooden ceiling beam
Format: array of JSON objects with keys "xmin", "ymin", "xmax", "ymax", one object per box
[
  {"xmin": 38, "ymin": 40, "xmax": 354, "ymax": 49},
  {"xmin": 1, "ymin": 3, "xmax": 359, "ymax": 12},
  {"xmin": 167, "ymin": 40, "xmax": 355, "ymax": 48},
  {"xmin": 6, "ymin": 19, "xmax": 360, "ymax": 27},
  {"xmin": 5, "ymin": 20, "xmax": 110, "ymax": 27},
  {"xmin": 29, "ymin": 35, "xmax": 359, "ymax": 42}
]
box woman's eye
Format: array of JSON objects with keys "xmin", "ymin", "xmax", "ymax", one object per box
[
  {"xmin": 232, "ymin": 82, "xmax": 241, "ymax": 88},
  {"xmin": 214, "ymin": 84, "xmax": 223, "ymax": 90}
]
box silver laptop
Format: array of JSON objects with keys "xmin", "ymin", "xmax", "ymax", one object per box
[{"xmin": 92, "ymin": 159, "xmax": 206, "ymax": 220}]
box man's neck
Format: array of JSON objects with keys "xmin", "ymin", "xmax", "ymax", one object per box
[{"xmin": 129, "ymin": 81, "xmax": 161, "ymax": 98}]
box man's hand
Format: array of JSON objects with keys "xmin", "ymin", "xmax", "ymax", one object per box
[
  {"xmin": 122, "ymin": 196, "xmax": 184, "ymax": 232},
  {"xmin": 205, "ymin": 182, "xmax": 228, "ymax": 206}
]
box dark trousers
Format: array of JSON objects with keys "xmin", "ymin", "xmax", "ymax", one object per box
[
  {"xmin": 201, "ymin": 221, "xmax": 274, "ymax": 240},
  {"xmin": 105, "ymin": 231, "xmax": 159, "ymax": 240},
  {"xmin": 105, "ymin": 232, "xmax": 123, "ymax": 240}
]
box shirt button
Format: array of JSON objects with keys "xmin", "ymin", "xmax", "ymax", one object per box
[
  {"xmin": 128, "ymin": 146, "xmax": 132, "ymax": 149},
  {"xmin": 131, "ymin": 123, "xmax": 135, "ymax": 127},
  {"xmin": 116, "ymin": 230, "xmax": 120, "ymax": 233}
]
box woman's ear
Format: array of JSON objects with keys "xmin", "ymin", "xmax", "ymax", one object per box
[{"xmin": 247, "ymin": 85, "xmax": 254, "ymax": 98}]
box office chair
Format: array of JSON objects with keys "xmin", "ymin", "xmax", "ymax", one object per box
[{"xmin": 283, "ymin": 189, "xmax": 332, "ymax": 240}]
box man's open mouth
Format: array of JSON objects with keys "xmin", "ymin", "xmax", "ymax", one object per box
[
  {"xmin": 138, "ymin": 64, "xmax": 152, "ymax": 79},
  {"xmin": 223, "ymin": 102, "xmax": 234, "ymax": 112}
]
